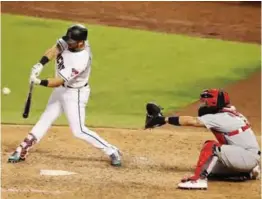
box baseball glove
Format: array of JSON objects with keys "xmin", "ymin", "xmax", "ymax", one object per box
[{"xmin": 145, "ymin": 102, "xmax": 166, "ymax": 129}]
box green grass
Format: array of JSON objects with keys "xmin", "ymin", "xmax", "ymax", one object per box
[{"xmin": 1, "ymin": 14, "xmax": 261, "ymax": 128}]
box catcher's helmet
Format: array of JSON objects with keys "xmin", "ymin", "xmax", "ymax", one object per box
[
  {"xmin": 62, "ymin": 24, "xmax": 88, "ymax": 44},
  {"xmin": 200, "ymin": 89, "xmax": 230, "ymax": 109}
]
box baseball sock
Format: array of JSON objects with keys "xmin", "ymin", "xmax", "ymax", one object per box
[{"xmin": 15, "ymin": 133, "xmax": 37, "ymax": 159}]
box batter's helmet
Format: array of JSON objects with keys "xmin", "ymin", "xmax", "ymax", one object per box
[
  {"xmin": 62, "ymin": 24, "xmax": 88, "ymax": 44},
  {"xmin": 200, "ymin": 89, "xmax": 230, "ymax": 109}
]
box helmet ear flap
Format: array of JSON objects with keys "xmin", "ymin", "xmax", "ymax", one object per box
[{"xmin": 217, "ymin": 90, "xmax": 225, "ymax": 109}]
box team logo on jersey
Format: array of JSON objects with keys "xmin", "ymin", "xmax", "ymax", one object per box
[
  {"xmin": 71, "ymin": 68, "xmax": 79, "ymax": 76},
  {"xmin": 57, "ymin": 54, "xmax": 65, "ymax": 70}
]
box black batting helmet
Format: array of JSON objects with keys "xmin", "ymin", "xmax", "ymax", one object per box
[{"xmin": 62, "ymin": 24, "xmax": 88, "ymax": 44}]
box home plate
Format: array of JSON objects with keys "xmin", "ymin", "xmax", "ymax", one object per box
[{"xmin": 40, "ymin": 169, "xmax": 77, "ymax": 176}]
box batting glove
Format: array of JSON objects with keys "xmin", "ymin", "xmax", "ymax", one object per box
[
  {"xmin": 31, "ymin": 63, "xmax": 43, "ymax": 77},
  {"xmin": 29, "ymin": 74, "xmax": 41, "ymax": 85}
]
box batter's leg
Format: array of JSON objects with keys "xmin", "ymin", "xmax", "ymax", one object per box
[
  {"xmin": 62, "ymin": 88, "xmax": 121, "ymax": 166},
  {"xmin": 8, "ymin": 89, "xmax": 63, "ymax": 163}
]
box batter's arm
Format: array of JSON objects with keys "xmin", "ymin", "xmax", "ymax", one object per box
[
  {"xmin": 31, "ymin": 45, "xmax": 60, "ymax": 77},
  {"xmin": 44, "ymin": 77, "xmax": 64, "ymax": 87},
  {"xmin": 43, "ymin": 35, "xmax": 69, "ymax": 61},
  {"xmin": 43, "ymin": 45, "xmax": 60, "ymax": 61},
  {"xmin": 30, "ymin": 75, "xmax": 64, "ymax": 88},
  {"xmin": 165, "ymin": 116, "xmax": 205, "ymax": 127},
  {"xmin": 43, "ymin": 36, "xmax": 68, "ymax": 62}
]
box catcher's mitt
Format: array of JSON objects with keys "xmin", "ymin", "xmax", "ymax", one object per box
[{"xmin": 145, "ymin": 102, "xmax": 166, "ymax": 129}]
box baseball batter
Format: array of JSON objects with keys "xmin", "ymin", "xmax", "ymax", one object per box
[
  {"xmin": 145, "ymin": 89, "xmax": 260, "ymax": 189},
  {"xmin": 8, "ymin": 24, "xmax": 121, "ymax": 167}
]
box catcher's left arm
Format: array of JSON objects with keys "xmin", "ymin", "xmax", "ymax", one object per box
[{"xmin": 144, "ymin": 102, "xmax": 205, "ymax": 129}]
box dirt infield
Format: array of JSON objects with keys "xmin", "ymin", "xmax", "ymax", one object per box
[
  {"xmin": 1, "ymin": 2, "xmax": 261, "ymax": 199},
  {"xmin": 2, "ymin": 2, "xmax": 261, "ymax": 43},
  {"xmin": 2, "ymin": 125, "xmax": 261, "ymax": 199}
]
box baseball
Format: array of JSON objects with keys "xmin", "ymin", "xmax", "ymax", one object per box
[{"xmin": 2, "ymin": 87, "xmax": 11, "ymax": 95}]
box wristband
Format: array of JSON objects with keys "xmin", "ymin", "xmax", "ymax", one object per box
[
  {"xmin": 39, "ymin": 56, "xmax": 49, "ymax": 66},
  {"xmin": 168, "ymin": 116, "xmax": 180, "ymax": 126},
  {"xmin": 40, "ymin": 79, "xmax": 49, "ymax": 87}
]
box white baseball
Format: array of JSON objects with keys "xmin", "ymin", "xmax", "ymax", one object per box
[{"xmin": 2, "ymin": 87, "xmax": 11, "ymax": 95}]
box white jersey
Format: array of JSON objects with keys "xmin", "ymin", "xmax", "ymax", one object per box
[
  {"xmin": 55, "ymin": 41, "xmax": 92, "ymax": 88},
  {"xmin": 25, "ymin": 31, "xmax": 120, "ymax": 165}
]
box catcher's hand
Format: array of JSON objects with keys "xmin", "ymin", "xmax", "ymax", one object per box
[{"xmin": 145, "ymin": 102, "xmax": 166, "ymax": 129}]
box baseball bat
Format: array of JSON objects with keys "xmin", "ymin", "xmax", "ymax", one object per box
[{"xmin": 22, "ymin": 82, "xmax": 34, "ymax": 118}]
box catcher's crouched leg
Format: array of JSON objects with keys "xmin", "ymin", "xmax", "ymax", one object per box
[
  {"xmin": 209, "ymin": 145, "xmax": 261, "ymax": 181},
  {"xmin": 178, "ymin": 140, "xmax": 221, "ymax": 189},
  {"xmin": 208, "ymin": 164, "xmax": 252, "ymax": 182},
  {"xmin": 183, "ymin": 140, "xmax": 221, "ymax": 181}
]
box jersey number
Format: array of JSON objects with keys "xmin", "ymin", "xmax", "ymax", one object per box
[
  {"xmin": 227, "ymin": 112, "xmax": 248, "ymax": 124},
  {"xmin": 57, "ymin": 54, "xmax": 65, "ymax": 70}
]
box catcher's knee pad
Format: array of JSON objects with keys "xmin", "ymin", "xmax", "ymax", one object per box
[
  {"xmin": 202, "ymin": 140, "xmax": 221, "ymax": 156},
  {"xmin": 197, "ymin": 140, "xmax": 221, "ymax": 166},
  {"xmin": 201, "ymin": 140, "xmax": 221, "ymax": 160}
]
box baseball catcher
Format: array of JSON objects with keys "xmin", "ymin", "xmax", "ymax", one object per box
[{"xmin": 145, "ymin": 89, "xmax": 260, "ymax": 190}]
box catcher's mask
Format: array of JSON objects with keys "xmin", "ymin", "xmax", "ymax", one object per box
[{"xmin": 200, "ymin": 89, "xmax": 230, "ymax": 110}]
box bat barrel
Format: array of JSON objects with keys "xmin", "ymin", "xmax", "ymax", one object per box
[{"xmin": 22, "ymin": 83, "xmax": 33, "ymax": 119}]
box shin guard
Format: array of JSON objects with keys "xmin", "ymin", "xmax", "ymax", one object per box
[{"xmin": 182, "ymin": 140, "xmax": 221, "ymax": 182}]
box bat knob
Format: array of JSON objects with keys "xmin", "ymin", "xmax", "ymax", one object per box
[{"xmin": 23, "ymin": 113, "xmax": 28, "ymax": 118}]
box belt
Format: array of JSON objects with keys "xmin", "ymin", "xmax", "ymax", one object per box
[
  {"xmin": 228, "ymin": 124, "xmax": 250, "ymax": 137},
  {"xmin": 62, "ymin": 83, "xmax": 88, "ymax": 89}
]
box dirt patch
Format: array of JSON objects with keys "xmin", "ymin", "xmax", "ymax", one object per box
[
  {"xmin": 2, "ymin": 125, "xmax": 261, "ymax": 199},
  {"xmin": 1, "ymin": 2, "xmax": 261, "ymax": 43}
]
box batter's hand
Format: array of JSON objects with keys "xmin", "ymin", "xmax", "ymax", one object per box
[
  {"xmin": 31, "ymin": 63, "xmax": 43, "ymax": 77},
  {"xmin": 29, "ymin": 74, "xmax": 41, "ymax": 85}
]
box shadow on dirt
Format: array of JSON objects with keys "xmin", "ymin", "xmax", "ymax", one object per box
[{"xmin": 41, "ymin": 152, "xmax": 193, "ymax": 173}]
